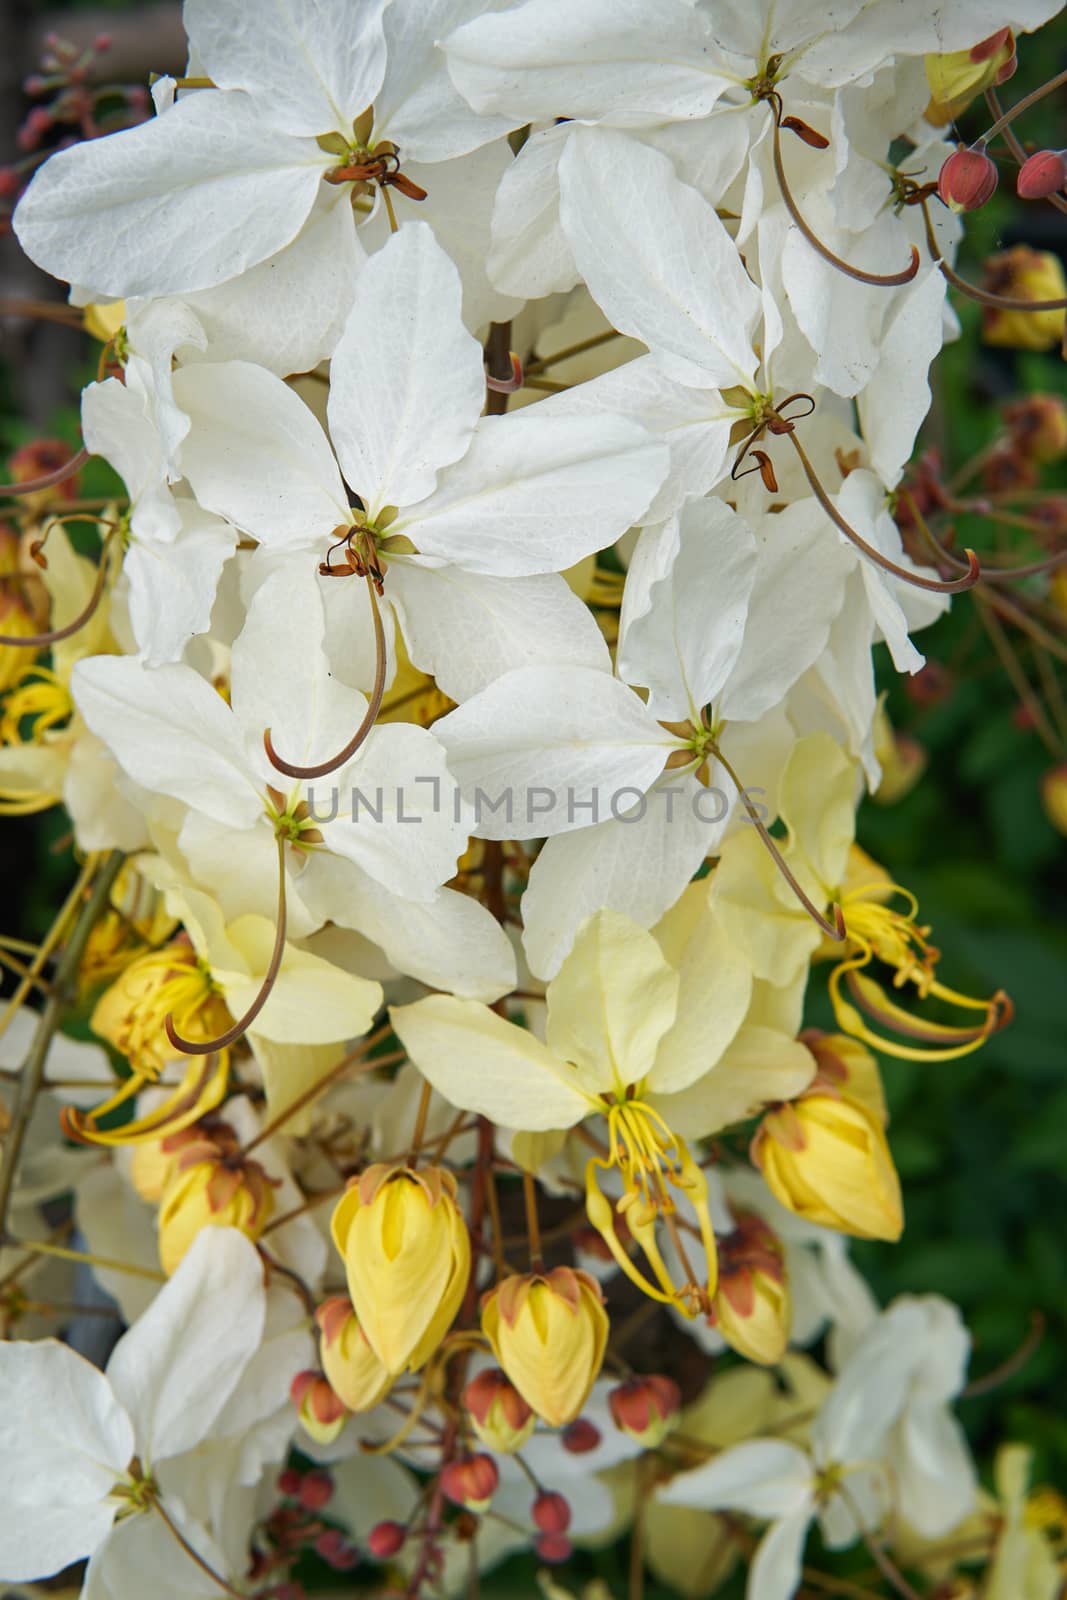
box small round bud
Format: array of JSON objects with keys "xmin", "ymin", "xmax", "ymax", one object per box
[
  {"xmin": 315, "ymin": 1529, "xmax": 358, "ymax": 1571},
  {"xmin": 938, "ymin": 146, "xmax": 998, "ymax": 212},
  {"xmin": 296, "ymin": 1470, "xmax": 333, "ymax": 1512},
  {"xmin": 289, "ymin": 1371, "xmax": 346, "ymax": 1445},
  {"xmin": 276, "ymin": 1467, "xmax": 301, "ymax": 1497},
  {"xmin": 531, "ymin": 1491, "xmax": 571, "ymax": 1534},
  {"xmin": 367, "ymin": 1520, "xmax": 407, "ymax": 1559},
  {"xmin": 561, "ymin": 1418, "xmax": 601, "ymax": 1454},
  {"xmin": 535, "ymin": 1532, "xmax": 573, "ymax": 1564},
  {"xmin": 463, "ymin": 1367, "xmax": 535, "ymax": 1454},
  {"xmin": 1017, "ymin": 149, "xmax": 1067, "ymax": 201},
  {"xmin": 440, "ymin": 1454, "xmax": 499, "ymax": 1513},
  {"xmin": 608, "ymin": 1375, "xmax": 681, "ymax": 1446},
  {"xmin": 93, "ymin": 32, "xmax": 114, "ymax": 52}
]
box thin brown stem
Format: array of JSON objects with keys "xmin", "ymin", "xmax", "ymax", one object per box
[
  {"xmin": 974, "ymin": 591, "xmax": 1064, "ymax": 757},
  {"xmin": 153, "ymin": 1498, "xmax": 246, "ymax": 1598},
  {"xmin": 264, "ymin": 575, "xmax": 386, "ymax": 778},
  {"xmin": 408, "ymin": 1078, "xmax": 433, "ymax": 1166},
  {"xmin": 522, "ymin": 1169, "xmax": 543, "ymax": 1269},
  {"xmin": 962, "ymin": 1310, "xmax": 1045, "ymax": 1398},
  {"xmin": 0, "ymin": 520, "xmax": 116, "ymax": 647},
  {"xmin": 4, "ymin": 1235, "xmax": 165, "ymax": 1282},
  {"xmin": 0, "ymin": 446, "xmax": 89, "ymax": 497},
  {"xmin": 525, "ymin": 329, "xmax": 621, "ymax": 375},
  {"xmin": 241, "ymin": 1035, "xmax": 385, "ymax": 1157},
  {"xmin": 982, "ymin": 67, "xmax": 1067, "ymax": 145},
  {"xmin": 165, "ymin": 834, "xmax": 287, "ymax": 1055},
  {"xmin": 985, "ymin": 86, "xmax": 1067, "ymax": 216},
  {"xmin": 919, "ymin": 195, "xmax": 1067, "ymax": 312}
]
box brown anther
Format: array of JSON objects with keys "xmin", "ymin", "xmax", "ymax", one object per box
[
  {"xmin": 780, "ymin": 115, "xmax": 829, "ymax": 149},
  {"xmin": 752, "ymin": 450, "xmax": 779, "ymax": 492}
]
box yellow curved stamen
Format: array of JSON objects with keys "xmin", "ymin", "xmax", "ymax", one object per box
[
  {"xmin": 0, "ymin": 666, "xmax": 73, "ymax": 744},
  {"xmin": 61, "ymin": 1051, "xmax": 229, "ymax": 1147}
]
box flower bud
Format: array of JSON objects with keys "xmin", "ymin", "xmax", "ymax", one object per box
[
  {"xmin": 330, "ymin": 1164, "xmax": 470, "ymax": 1376},
  {"xmin": 938, "ymin": 145, "xmax": 998, "ymax": 212},
  {"xmin": 1041, "ymin": 765, "xmax": 1067, "ymax": 836},
  {"xmin": 298, "ymin": 1471, "xmax": 334, "ymax": 1511},
  {"xmin": 536, "ymin": 1532, "xmax": 573, "ymax": 1564},
  {"xmin": 315, "ymin": 1296, "xmax": 392, "ymax": 1413},
  {"xmin": 532, "ymin": 1491, "xmax": 572, "ymax": 1534},
  {"xmin": 561, "ymin": 1418, "xmax": 601, "ymax": 1453},
  {"xmin": 925, "ymin": 29, "xmax": 1015, "ymax": 121},
  {"xmin": 481, "ymin": 1267, "xmax": 609, "ymax": 1428},
  {"xmin": 5, "ymin": 438, "xmax": 83, "ymax": 504},
  {"xmin": 91, "ymin": 936, "xmax": 230, "ymax": 1078},
  {"xmin": 982, "ymin": 247, "xmax": 1067, "ymax": 353},
  {"xmin": 315, "ymin": 1529, "xmax": 358, "ymax": 1571},
  {"xmin": 290, "ymin": 1370, "xmax": 347, "ymax": 1445},
  {"xmin": 1017, "ymin": 149, "xmax": 1067, "ymax": 201},
  {"xmin": 709, "ymin": 1213, "xmax": 790, "ymax": 1366},
  {"xmin": 751, "ymin": 1094, "xmax": 903, "ymax": 1241},
  {"xmin": 129, "ymin": 1124, "xmax": 201, "ymax": 1203},
  {"xmin": 463, "ymin": 1367, "xmax": 535, "ymax": 1454},
  {"xmin": 607, "ymin": 1375, "xmax": 681, "ymax": 1447},
  {"xmin": 157, "ymin": 1131, "xmax": 275, "ymax": 1275},
  {"xmin": 367, "ymin": 1520, "xmax": 406, "ymax": 1559},
  {"xmin": 440, "ymin": 1454, "xmax": 499, "ymax": 1513},
  {"xmin": 1003, "ymin": 395, "xmax": 1067, "ymax": 465}
]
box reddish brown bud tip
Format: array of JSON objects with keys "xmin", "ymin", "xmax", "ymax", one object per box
[
  {"xmin": 561, "ymin": 1418, "xmax": 601, "ymax": 1454},
  {"xmin": 938, "ymin": 146, "xmax": 999, "ymax": 212},
  {"xmin": 440, "ymin": 1454, "xmax": 499, "ymax": 1513},
  {"xmin": 276, "ymin": 1467, "xmax": 301, "ymax": 1497},
  {"xmin": 532, "ymin": 1491, "xmax": 572, "ymax": 1534},
  {"xmin": 1017, "ymin": 149, "xmax": 1067, "ymax": 202},
  {"xmin": 316, "ymin": 1529, "xmax": 359, "ymax": 1570},
  {"xmin": 367, "ymin": 1520, "xmax": 407, "ymax": 1559},
  {"xmin": 535, "ymin": 1532, "xmax": 573, "ymax": 1564},
  {"xmin": 608, "ymin": 1375, "xmax": 682, "ymax": 1445},
  {"xmin": 297, "ymin": 1470, "xmax": 334, "ymax": 1511}
]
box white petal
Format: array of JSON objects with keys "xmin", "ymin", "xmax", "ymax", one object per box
[
  {"xmin": 72, "ymin": 655, "xmax": 261, "ymax": 828},
  {"xmin": 521, "ymin": 781, "xmax": 709, "ymax": 980},
  {"xmin": 0, "ymin": 1342, "xmax": 132, "ymax": 1581},
  {"xmin": 387, "ymin": 559, "xmax": 609, "ymax": 703},
  {"xmin": 106, "ymin": 1229, "xmax": 266, "ymax": 1462},
  {"xmin": 444, "ymin": 0, "xmax": 730, "ymax": 123},
  {"xmin": 376, "ymin": 0, "xmax": 514, "ymax": 160},
  {"xmin": 82, "ymin": 376, "xmax": 179, "ymax": 546},
  {"xmin": 391, "ymin": 995, "xmax": 591, "ymax": 1130},
  {"xmin": 222, "ymin": 920, "xmax": 382, "ymax": 1044},
  {"xmin": 658, "ymin": 1439, "xmax": 813, "ymax": 1519},
  {"xmin": 619, "ymin": 499, "xmax": 757, "ymax": 720},
  {"xmin": 545, "ymin": 910, "xmax": 679, "ymax": 1094},
  {"xmin": 125, "ymin": 297, "xmax": 208, "ymax": 470},
  {"xmin": 649, "ymin": 887, "xmax": 753, "ymax": 1095},
  {"xmin": 173, "ymin": 360, "xmax": 348, "ymax": 548},
  {"xmin": 486, "ymin": 124, "xmax": 579, "ymax": 300},
  {"xmin": 433, "ymin": 665, "xmax": 673, "ymax": 839},
  {"xmin": 83, "ymin": 1502, "xmax": 235, "ymax": 1600},
  {"xmin": 14, "ymin": 90, "xmax": 325, "ymax": 296},
  {"xmin": 125, "ymin": 502, "xmax": 236, "ymax": 667},
  {"xmin": 559, "ymin": 128, "xmax": 762, "ymax": 390},
  {"xmin": 858, "ymin": 267, "xmax": 946, "ymax": 488},
  {"xmin": 404, "ymin": 412, "xmax": 668, "ymax": 575},
  {"xmin": 185, "ymin": 0, "xmax": 389, "ymax": 136},
  {"xmin": 327, "ymin": 222, "xmax": 485, "ymax": 516},
  {"xmin": 651, "ymin": 1023, "xmax": 817, "ymax": 1137},
  {"xmin": 749, "ymin": 1506, "xmax": 816, "ymax": 1600}
]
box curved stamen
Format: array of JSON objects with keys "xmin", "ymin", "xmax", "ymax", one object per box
[
  {"xmin": 785, "ymin": 429, "xmax": 980, "ymax": 594},
  {"xmin": 0, "ymin": 519, "xmax": 117, "ymax": 646},
  {"xmin": 919, "ymin": 196, "xmax": 1067, "ymax": 312},
  {"xmin": 712, "ymin": 742, "xmax": 846, "ymax": 942},
  {"xmin": 164, "ymin": 835, "xmax": 287, "ymax": 1055},
  {"xmin": 264, "ymin": 574, "xmax": 387, "ymax": 780},
  {"xmin": 0, "ymin": 446, "xmax": 89, "ymax": 497},
  {"xmin": 770, "ymin": 100, "xmax": 919, "ymax": 288}
]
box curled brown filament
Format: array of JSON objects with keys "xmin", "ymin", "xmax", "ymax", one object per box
[
  {"xmin": 0, "ymin": 446, "xmax": 89, "ymax": 498},
  {"xmin": 901, "ymin": 488, "xmax": 1067, "ymax": 586},
  {"xmin": 769, "ymin": 97, "xmax": 920, "ymax": 288},
  {"xmin": 0, "ymin": 518, "xmax": 118, "ymax": 647},
  {"xmin": 164, "ymin": 835, "xmax": 287, "ymax": 1055},
  {"xmin": 712, "ymin": 742, "xmax": 847, "ymax": 943},
  {"xmin": 786, "ymin": 429, "xmax": 980, "ymax": 594},
  {"xmin": 264, "ymin": 573, "xmax": 387, "ymax": 780},
  {"xmin": 918, "ymin": 195, "xmax": 1067, "ymax": 313}
]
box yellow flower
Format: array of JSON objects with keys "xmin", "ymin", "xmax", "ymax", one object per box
[
  {"xmin": 91, "ymin": 936, "xmax": 231, "ymax": 1079},
  {"xmin": 462, "ymin": 1368, "xmax": 536, "ymax": 1454},
  {"xmin": 157, "ymin": 1127, "xmax": 275, "ymax": 1275},
  {"xmin": 711, "ymin": 1211, "xmax": 791, "ymax": 1365},
  {"xmin": 315, "ymin": 1296, "xmax": 393, "ymax": 1413},
  {"xmin": 331, "ymin": 1164, "xmax": 470, "ymax": 1376},
  {"xmin": 982, "ymin": 247, "xmax": 1067, "ymax": 353},
  {"xmin": 481, "ymin": 1267, "xmax": 609, "ymax": 1428},
  {"xmin": 751, "ymin": 1090, "xmax": 903, "ymax": 1242},
  {"xmin": 1041, "ymin": 766, "xmax": 1067, "ymax": 837}
]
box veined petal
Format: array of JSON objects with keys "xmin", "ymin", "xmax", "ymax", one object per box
[
  {"xmin": 14, "ymin": 90, "xmax": 326, "ymax": 297},
  {"xmin": 649, "ymin": 885, "xmax": 753, "ymax": 1094},
  {"xmin": 657, "ymin": 1438, "xmax": 813, "ymax": 1519},
  {"xmin": 376, "ymin": 0, "xmax": 515, "ymax": 160},
  {"xmin": 391, "ymin": 995, "xmax": 592, "ymax": 1130},
  {"xmin": 559, "ymin": 128, "xmax": 762, "ymax": 391},
  {"xmin": 328, "ymin": 222, "xmax": 485, "ymax": 518},
  {"xmin": 185, "ymin": 0, "xmax": 389, "ymax": 136},
  {"xmin": 545, "ymin": 909, "xmax": 679, "ymax": 1095},
  {"xmin": 223, "ymin": 917, "xmax": 383, "ymax": 1044},
  {"xmin": 402, "ymin": 413, "xmax": 668, "ymax": 576},
  {"xmin": 651, "ymin": 1023, "xmax": 817, "ymax": 1138}
]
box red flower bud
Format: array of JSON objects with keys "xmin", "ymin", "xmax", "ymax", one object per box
[
  {"xmin": 367, "ymin": 1520, "xmax": 407, "ymax": 1559},
  {"xmin": 608, "ymin": 1375, "xmax": 682, "ymax": 1446},
  {"xmin": 561, "ymin": 1417, "xmax": 601, "ymax": 1454},
  {"xmin": 276, "ymin": 1467, "xmax": 301, "ymax": 1497},
  {"xmin": 535, "ymin": 1532, "xmax": 573, "ymax": 1564},
  {"xmin": 440, "ymin": 1454, "xmax": 499, "ymax": 1513},
  {"xmin": 1017, "ymin": 149, "xmax": 1067, "ymax": 201},
  {"xmin": 297, "ymin": 1470, "xmax": 334, "ymax": 1511},
  {"xmin": 938, "ymin": 146, "xmax": 999, "ymax": 212},
  {"xmin": 315, "ymin": 1529, "xmax": 359, "ymax": 1570},
  {"xmin": 532, "ymin": 1491, "xmax": 572, "ymax": 1533}
]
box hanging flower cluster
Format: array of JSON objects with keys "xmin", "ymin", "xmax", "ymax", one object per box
[{"xmin": 1, "ymin": 3, "xmax": 1065, "ymax": 1598}]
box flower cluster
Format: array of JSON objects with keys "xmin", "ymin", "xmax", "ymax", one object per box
[{"xmin": 1, "ymin": 3, "xmax": 1065, "ymax": 1598}]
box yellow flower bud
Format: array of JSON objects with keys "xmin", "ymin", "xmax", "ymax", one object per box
[
  {"xmin": 315, "ymin": 1297, "xmax": 392, "ymax": 1413},
  {"xmin": 982, "ymin": 247, "xmax": 1067, "ymax": 353},
  {"xmin": 128, "ymin": 1124, "xmax": 202, "ymax": 1204},
  {"xmin": 1041, "ymin": 765, "xmax": 1067, "ymax": 837},
  {"xmin": 1003, "ymin": 395, "xmax": 1067, "ymax": 466},
  {"xmin": 83, "ymin": 300, "xmax": 127, "ymax": 344},
  {"xmin": 710, "ymin": 1212, "xmax": 791, "ymax": 1366},
  {"xmin": 751, "ymin": 1093, "xmax": 903, "ymax": 1242},
  {"xmin": 463, "ymin": 1368, "xmax": 536, "ymax": 1454},
  {"xmin": 481, "ymin": 1267, "xmax": 609, "ymax": 1428},
  {"xmin": 925, "ymin": 29, "xmax": 1015, "ymax": 122},
  {"xmin": 157, "ymin": 1133, "xmax": 275, "ymax": 1275},
  {"xmin": 330, "ymin": 1164, "xmax": 470, "ymax": 1377},
  {"xmin": 290, "ymin": 1370, "xmax": 347, "ymax": 1445},
  {"xmin": 91, "ymin": 937, "xmax": 230, "ymax": 1079}
]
